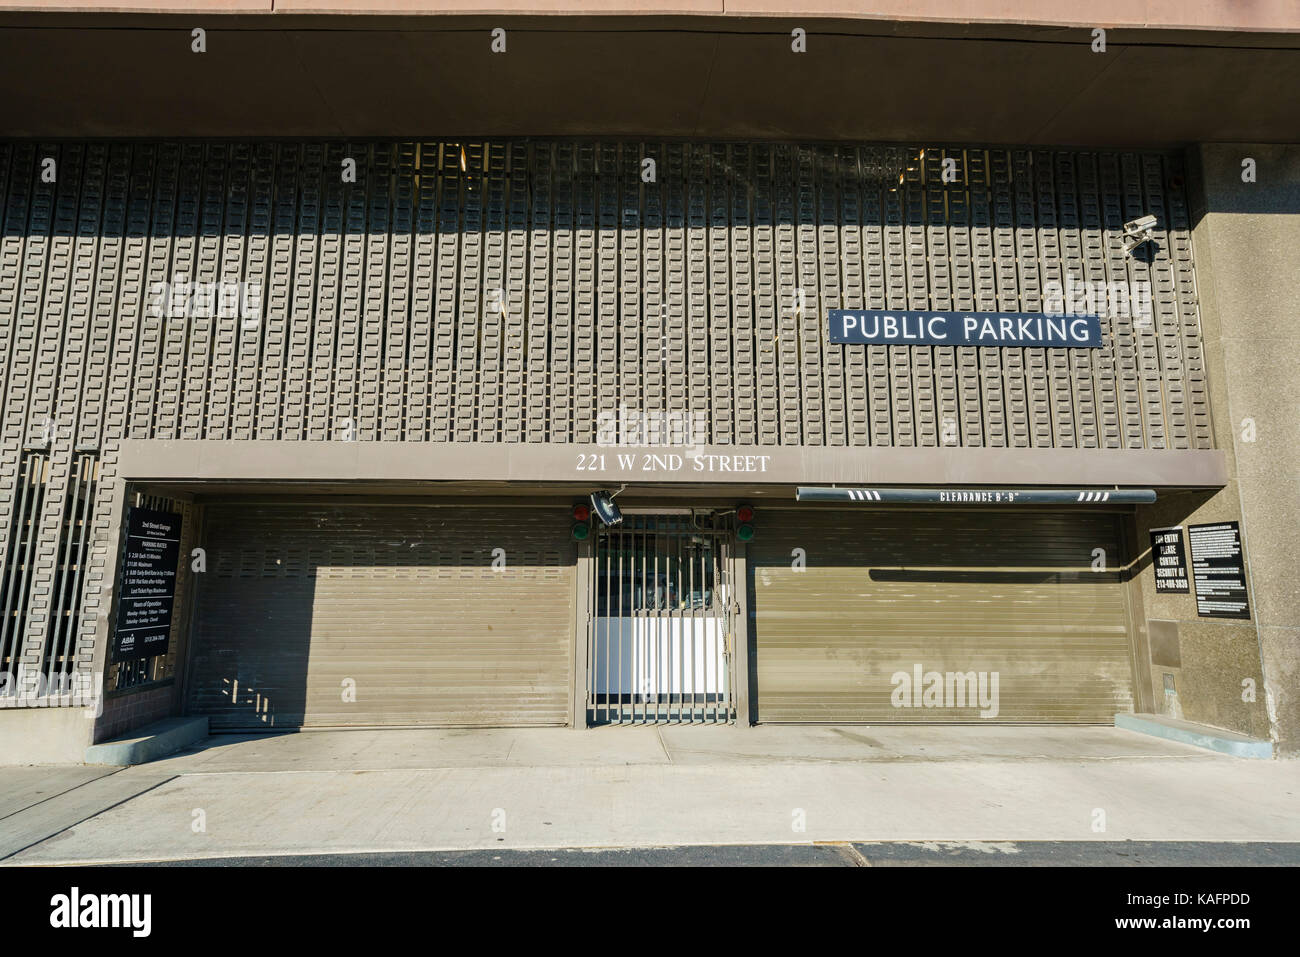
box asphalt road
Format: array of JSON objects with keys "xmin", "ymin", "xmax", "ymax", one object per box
[{"xmin": 117, "ymin": 841, "xmax": 1300, "ymax": 867}]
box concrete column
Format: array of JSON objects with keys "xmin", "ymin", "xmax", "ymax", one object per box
[
  {"xmin": 1168, "ymin": 143, "xmax": 1300, "ymax": 753},
  {"xmin": 571, "ymin": 535, "xmax": 592, "ymax": 729}
]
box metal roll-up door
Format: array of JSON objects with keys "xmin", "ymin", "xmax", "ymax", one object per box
[
  {"xmin": 749, "ymin": 509, "xmax": 1136, "ymax": 723},
  {"xmin": 186, "ymin": 504, "xmax": 575, "ymax": 729}
]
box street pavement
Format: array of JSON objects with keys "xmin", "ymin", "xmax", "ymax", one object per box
[
  {"xmin": 117, "ymin": 841, "xmax": 1300, "ymax": 867},
  {"xmin": 2, "ymin": 725, "xmax": 1297, "ymax": 865}
]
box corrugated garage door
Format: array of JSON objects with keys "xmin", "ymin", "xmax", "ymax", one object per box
[
  {"xmin": 749, "ymin": 510, "xmax": 1136, "ymax": 723},
  {"xmin": 186, "ymin": 504, "xmax": 575, "ymax": 729}
]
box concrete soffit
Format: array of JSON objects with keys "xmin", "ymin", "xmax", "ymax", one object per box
[{"xmin": 2, "ymin": 4, "xmax": 1300, "ymax": 35}]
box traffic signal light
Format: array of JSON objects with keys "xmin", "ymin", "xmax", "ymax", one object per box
[{"xmin": 736, "ymin": 504, "xmax": 755, "ymax": 541}]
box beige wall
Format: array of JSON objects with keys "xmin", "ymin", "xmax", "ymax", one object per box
[
  {"xmin": 1133, "ymin": 143, "xmax": 1300, "ymax": 753},
  {"xmin": 0, "ymin": 708, "xmax": 95, "ymax": 764},
  {"xmin": 1196, "ymin": 144, "xmax": 1300, "ymax": 754},
  {"xmin": 1133, "ymin": 491, "xmax": 1270, "ymax": 740}
]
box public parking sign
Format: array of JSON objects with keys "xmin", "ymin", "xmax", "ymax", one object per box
[{"xmin": 828, "ymin": 310, "xmax": 1104, "ymax": 348}]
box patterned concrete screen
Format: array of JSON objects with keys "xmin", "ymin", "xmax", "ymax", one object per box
[{"xmin": 0, "ymin": 139, "xmax": 1211, "ymax": 705}]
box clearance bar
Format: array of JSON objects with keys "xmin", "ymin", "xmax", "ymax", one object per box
[{"xmin": 795, "ymin": 487, "xmax": 1158, "ymax": 505}]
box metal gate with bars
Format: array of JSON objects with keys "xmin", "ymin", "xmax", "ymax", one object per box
[
  {"xmin": 0, "ymin": 450, "xmax": 98, "ymax": 702},
  {"xmin": 588, "ymin": 513, "xmax": 736, "ymax": 725}
]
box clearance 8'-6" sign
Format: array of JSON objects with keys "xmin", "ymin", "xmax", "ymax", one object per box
[{"xmin": 828, "ymin": 310, "xmax": 1104, "ymax": 348}]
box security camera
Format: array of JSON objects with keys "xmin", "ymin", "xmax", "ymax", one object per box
[
  {"xmin": 1122, "ymin": 215, "xmax": 1158, "ymax": 255},
  {"xmin": 1123, "ymin": 214, "xmax": 1157, "ymax": 235},
  {"xmin": 589, "ymin": 490, "xmax": 624, "ymax": 527}
]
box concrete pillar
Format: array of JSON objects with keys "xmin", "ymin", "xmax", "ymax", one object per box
[{"xmin": 1181, "ymin": 143, "xmax": 1300, "ymax": 753}]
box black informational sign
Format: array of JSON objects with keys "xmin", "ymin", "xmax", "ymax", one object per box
[
  {"xmin": 112, "ymin": 507, "xmax": 183, "ymax": 662},
  {"xmin": 1149, "ymin": 526, "xmax": 1190, "ymax": 593},
  {"xmin": 1188, "ymin": 521, "xmax": 1251, "ymax": 620},
  {"xmin": 827, "ymin": 310, "xmax": 1104, "ymax": 347}
]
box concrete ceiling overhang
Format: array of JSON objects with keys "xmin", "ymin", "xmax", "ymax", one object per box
[{"xmin": 1, "ymin": 12, "xmax": 1298, "ymax": 144}]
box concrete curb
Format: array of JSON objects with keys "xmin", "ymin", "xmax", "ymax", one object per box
[
  {"xmin": 84, "ymin": 717, "xmax": 209, "ymax": 766},
  {"xmin": 1115, "ymin": 713, "xmax": 1273, "ymax": 760}
]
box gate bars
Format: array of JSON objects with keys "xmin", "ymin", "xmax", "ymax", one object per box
[{"xmin": 588, "ymin": 512, "xmax": 736, "ymax": 725}]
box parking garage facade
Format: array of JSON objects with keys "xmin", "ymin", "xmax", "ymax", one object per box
[{"xmin": 0, "ymin": 6, "xmax": 1295, "ymax": 760}]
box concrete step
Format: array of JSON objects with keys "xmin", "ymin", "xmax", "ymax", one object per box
[
  {"xmin": 1115, "ymin": 713, "xmax": 1272, "ymax": 759},
  {"xmin": 85, "ymin": 717, "xmax": 209, "ymax": 767}
]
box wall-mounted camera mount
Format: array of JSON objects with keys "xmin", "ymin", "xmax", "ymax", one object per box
[{"xmin": 1122, "ymin": 214, "xmax": 1158, "ymax": 256}]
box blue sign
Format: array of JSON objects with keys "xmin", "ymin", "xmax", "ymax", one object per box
[{"xmin": 828, "ymin": 310, "xmax": 1103, "ymax": 348}]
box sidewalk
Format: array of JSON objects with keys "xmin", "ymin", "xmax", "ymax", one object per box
[{"xmin": 2, "ymin": 725, "xmax": 1297, "ymax": 865}]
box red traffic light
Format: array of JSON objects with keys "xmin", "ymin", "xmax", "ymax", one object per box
[
  {"xmin": 736, "ymin": 504, "xmax": 755, "ymax": 523},
  {"xmin": 573, "ymin": 503, "xmax": 591, "ymax": 521}
]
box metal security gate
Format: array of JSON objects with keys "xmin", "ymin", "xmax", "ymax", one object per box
[
  {"xmin": 588, "ymin": 514, "xmax": 736, "ymax": 725},
  {"xmin": 750, "ymin": 508, "xmax": 1137, "ymax": 723},
  {"xmin": 187, "ymin": 503, "xmax": 576, "ymax": 729}
]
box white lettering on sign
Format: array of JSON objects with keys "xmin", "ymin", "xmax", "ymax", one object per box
[
  {"xmin": 830, "ymin": 310, "xmax": 1102, "ymax": 347},
  {"xmin": 574, "ymin": 452, "xmax": 772, "ymax": 474},
  {"xmin": 937, "ymin": 490, "xmax": 1020, "ymax": 503}
]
